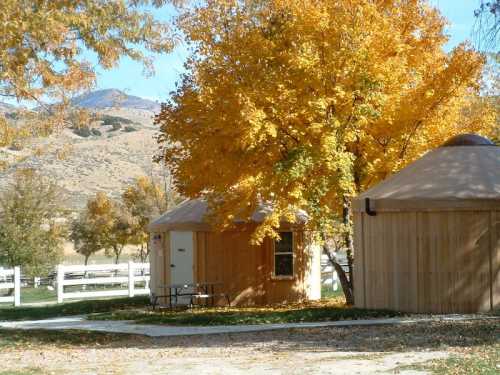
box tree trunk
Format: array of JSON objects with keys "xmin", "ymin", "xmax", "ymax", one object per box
[
  {"xmin": 323, "ymin": 244, "xmax": 354, "ymax": 305},
  {"xmin": 145, "ymin": 240, "xmax": 151, "ymax": 261},
  {"xmin": 114, "ymin": 246, "xmax": 121, "ymax": 265},
  {"xmin": 83, "ymin": 255, "xmax": 90, "ymax": 280},
  {"xmin": 332, "ymin": 261, "xmax": 354, "ymax": 305},
  {"xmin": 342, "ymin": 196, "xmax": 355, "ymax": 304}
]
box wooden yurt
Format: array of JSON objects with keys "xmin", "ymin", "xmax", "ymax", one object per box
[
  {"xmin": 353, "ymin": 134, "xmax": 499, "ymax": 313},
  {"xmin": 148, "ymin": 199, "xmax": 321, "ymax": 306}
]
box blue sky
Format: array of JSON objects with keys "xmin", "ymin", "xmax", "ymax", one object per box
[
  {"xmin": 9, "ymin": 1, "xmax": 483, "ymax": 105},
  {"xmin": 94, "ymin": 0, "xmax": 479, "ymax": 102}
]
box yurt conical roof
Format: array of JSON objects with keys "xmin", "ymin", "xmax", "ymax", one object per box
[
  {"xmin": 148, "ymin": 198, "xmax": 308, "ymax": 232},
  {"xmin": 353, "ymin": 134, "xmax": 500, "ymax": 212}
]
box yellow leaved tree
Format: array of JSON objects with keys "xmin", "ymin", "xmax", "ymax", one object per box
[
  {"xmin": 156, "ymin": 0, "xmax": 496, "ymax": 303},
  {"xmin": 122, "ymin": 176, "xmax": 180, "ymax": 262},
  {"xmin": 0, "ymin": 0, "xmax": 173, "ymax": 103},
  {"xmin": 0, "ymin": 0, "xmax": 175, "ymax": 147}
]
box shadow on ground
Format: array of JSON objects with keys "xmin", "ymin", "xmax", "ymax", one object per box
[{"xmin": 1, "ymin": 319, "xmax": 498, "ymax": 353}]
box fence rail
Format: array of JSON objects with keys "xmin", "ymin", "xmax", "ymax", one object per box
[
  {"xmin": 321, "ymin": 254, "xmax": 349, "ymax": 292},
  {"xmin": 56, "ymin": 261, "xmax": 150, "ymax": 303},
  {"xmin": 0, "ymin": 267, "xmax": 20, "ymax": 306}
]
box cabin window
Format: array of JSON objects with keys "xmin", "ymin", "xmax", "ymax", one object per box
[{"xmin": 274, "ymin": 232, "xmax": 294, "ymax": 277}]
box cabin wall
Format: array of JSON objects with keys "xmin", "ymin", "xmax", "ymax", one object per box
[
  {"xmin": 149, "ymin": 231, "xmax": 170, "ymax": 305},
  {"xmin": 354, "ymin": 210, "xmax": 499, "ymax": 313},
  {"xmin": 304, "ymin": 238, "xmax": 322, "ymax": 300},
  {"xmin": 493, "ymin": 211, "xmax": 500, "ymax": 310},
  {"xmin": 150, "ymin": 228, "xmax": 320, "ymax": 306},
  {"xmin": 194, "ymin": 229, "xmax": 316, "ymax": 306}
]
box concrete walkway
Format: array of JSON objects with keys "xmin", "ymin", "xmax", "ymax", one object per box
[{"xmin": 0, "ymin": 315, "xmax": 496, "ymax": 337}]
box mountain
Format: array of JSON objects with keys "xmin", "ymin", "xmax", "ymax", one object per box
[
  {"xmin": 71, "ymin": 89, "xmax": 161, "ymax": 112},
  {"xmin": 0, "ymin": 101, "xmax": 17, "ymax": 114},
  {"xmin": 0, "ymin": 103, "xmax": 165, "ymax": 210}
]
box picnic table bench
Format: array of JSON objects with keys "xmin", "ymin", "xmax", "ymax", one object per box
[{"xmin": 151, "ymin": 282, "xmax": 231, "ymax": 310}]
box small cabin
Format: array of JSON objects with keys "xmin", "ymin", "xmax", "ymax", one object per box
[
  {"xmin": 148, "ymin": 199, "xmax": 321, "ymax": 306},
  {"xmin": 353, "ymin": 134, "xmax": 499, "ymax": 313}
]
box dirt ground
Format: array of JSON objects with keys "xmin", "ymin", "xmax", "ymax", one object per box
[{"xmin": 1, "ymin": 320, "xmax": 498, "ymax": 375}]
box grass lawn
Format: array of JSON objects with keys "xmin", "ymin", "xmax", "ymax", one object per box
[
  {"xmin": 321, "ymin": 284, "xmax": 344, "ymax": 299},
  {"xmin": 2, "ymin": 282, "xmax": 400, "ymax": 327},
  {"xmin": 20, "ymin": 287, "xmax": 57, "ymax": 304},
  {"xmin": 426, "ymin": 343, "xmax": 499, "ymax": 375},
  {"xmin": 395, "ymin": 321, "xmax": 500, "ymax": 375},
  {"xmin": 0, "ymin": 369, "xmax": 45, "ymax": 375},
  {"xmin": 0, "ymin": 296, "xmax": 149, "ymax": 321},
  {"xmin": 88, "ymin": 297, "xmax": 401, "ymax": 326}
]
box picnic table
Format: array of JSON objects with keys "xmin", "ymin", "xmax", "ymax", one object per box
[{"xmin": 151, "ymin": 282, "xmax": 231, "ymax": 310}]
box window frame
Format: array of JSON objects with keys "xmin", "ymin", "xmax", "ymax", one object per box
[{"xmin": 272, "ymin": 231, "xmax": 294, "ymax": 279}]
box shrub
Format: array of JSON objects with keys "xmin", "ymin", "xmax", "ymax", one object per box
[
  {"xmin": 110, "ymin": 123, "xmax": 122, "ymax": 131},
  {"xmin": 101, "ymin": 115, "xmax": 133, "ymax": 126},
  {"xmin": 9, "ymin": 138, "xmax": 24, "ymax": 151},
  {"xmin": 73, "ymin": 127, "xmax": 91, "ymax": 137},
  {"xmin": 123, "ymin": 125, "xmax": 137, "ymax": 132},
  {"xmin": 5, "ymin": 112, "xmax": 19, "ymax": 120}
]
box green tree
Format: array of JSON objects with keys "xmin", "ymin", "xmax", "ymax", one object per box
[
  {"xmin": 0, "ymin": 170, "xmax": 66, "ymax": 276},
  {"xmin": 70, "ymin": 212, "xmax": 104, "ymax": 266}
]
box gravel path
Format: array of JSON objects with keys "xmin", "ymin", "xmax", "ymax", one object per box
[
  {"xmin": 0, "ymin": 326, "xmax": 450, "ymax": 375},
  {"xmin": 1, "ymin": 319, "xmax": 497, "ymax": 374},
  {"xmin": 2, "ymin": 344, "xmax": 449, "ymax": 375}
]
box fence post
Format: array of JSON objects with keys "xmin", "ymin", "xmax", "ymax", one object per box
[
  {"xmin": 13, "ymin": 266, "xmax": 21, "ymax": 307},
  {"xmin": 57, "ymin": 265, "xmax": 64, "ymax": 303},
  {"xmin": 332, "ymin": 270, "xmax": 339, "ymax": 291},
  {"xmin": 128, "ymin": 261, "xmax": 135, "ymax": 297}
]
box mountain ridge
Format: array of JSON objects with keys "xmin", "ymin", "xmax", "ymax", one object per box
[
  {"xmin": 0, "ymin": 102, "xmax": 18, "ymax": 114},
  {"xmin": 71, "ymin": 89, "xmax": 161, "ymax": 112}
]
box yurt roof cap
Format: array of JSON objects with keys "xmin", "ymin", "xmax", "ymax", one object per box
[
  {"xmin": 354, "ymin": 134, "xmax": 500, "ymax": 213},
  {"xmin": 440, "ymin": 134, "xmax": 495, "ymax": 147},
  {"xmin": 148, "ymin": 198, "xmax": 308, "ymax": 232}
]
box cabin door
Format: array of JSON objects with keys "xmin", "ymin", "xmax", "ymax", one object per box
[{"xmin": 169, "ymin": 231, "xmax": 194, "ymax": 285}]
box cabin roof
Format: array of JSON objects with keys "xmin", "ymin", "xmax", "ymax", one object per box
[
  {"xmin": 148, "ymin": 198, "xmax": 308, "ymax": 232},
  {"xmin": 354, "ymin": 136, "xmax": 499, "ymax": 212}
]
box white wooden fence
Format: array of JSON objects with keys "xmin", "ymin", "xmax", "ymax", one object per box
[
  {"xmin": 0, "ymin": 267, "xmax": 21, "ymax": 306},
  {"xmin": 321, "ymin": 254, "xmax": 342, "ymax": 291},
  {"xmin": 56, "ymin": 261, "xmax": 150, "ymax": 303}
]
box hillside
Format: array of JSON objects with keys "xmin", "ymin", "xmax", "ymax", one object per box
[
  {"xmin": 0, "ymin": 96, "xmax": 168, "ymax": 211},
  {"xmin": 0, "ymin": 101, "xmax": 17, "ymax": 114}
]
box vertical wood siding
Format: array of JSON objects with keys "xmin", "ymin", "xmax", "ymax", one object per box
[
  {"xmin": 354, "ymin": 210, "xmax": 499, "ymax": 313},
  {"xmin": 492, "ymin": 211, "xmax": 500, "ymax": 310},
  {"xmin": 192, "ymin": 229, "xmax": 314, "ymax": 306}
]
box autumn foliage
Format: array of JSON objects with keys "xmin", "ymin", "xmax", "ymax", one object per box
[
  {"xmin": 0, "ymin": 0, "xmax": 173, "ymax": 103},
  {"xmin": 156, "ymin": 0, "xmax": 496, "ymax": 241},
  {"xmin": 71, "ymin": 177, "xmax": 176, "ymax": 264}
]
